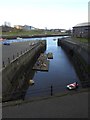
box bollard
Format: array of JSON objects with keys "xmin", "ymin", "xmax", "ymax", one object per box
[
  {"xmin": 8, "ymin": 58, "xmax": 10, "ymax": 63},
  {"xmin": 51, "ymin": 85, "xmax": 53, "ymax": 96}
]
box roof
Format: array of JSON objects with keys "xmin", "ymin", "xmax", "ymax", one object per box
[{"xmin": 73, "ymin": 22, "xmax": 90, "ymax": 27}]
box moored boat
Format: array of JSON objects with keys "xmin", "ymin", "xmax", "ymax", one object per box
[{"xmin": 66, "ymin": 82, "xmax": 78, "ymax": 90}]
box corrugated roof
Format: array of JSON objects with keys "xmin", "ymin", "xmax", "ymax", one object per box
[{"xmin": 73, "ymin": 22, "xmax": 90, "ymax": 27}]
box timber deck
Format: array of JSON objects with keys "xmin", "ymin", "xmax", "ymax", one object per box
[
  {"xmin": 33, "ymin": 53, "xmax": 49, "ymax": 71},
  {"xmin": 47, "ymin": 52, "xmax": 53, "ymax": 59}
]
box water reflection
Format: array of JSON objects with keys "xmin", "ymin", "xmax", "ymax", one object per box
[{"xmin": 25, "ymin": 37, "xmax": 81, "ymax": 99}]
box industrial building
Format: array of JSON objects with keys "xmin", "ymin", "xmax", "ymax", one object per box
[{"xmin": 73, "ymin": 22, "xmax": 90, "ymax": 38}]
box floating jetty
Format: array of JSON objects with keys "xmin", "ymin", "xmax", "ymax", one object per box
[
  {"xmin": 33, "ymin": 53, "xmax": 49, "ymax": 71},
  {"xmin": 47, "ymin": 52, "xmax": 53, "ymax": 59}
]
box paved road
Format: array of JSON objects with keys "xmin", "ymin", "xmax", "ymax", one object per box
[
  {"xmin": 2, "ymin": 40, "xmax": 39, "ymax": 66},
  {"xmin": 2, "ymin": 90, "xmax": 89, "ymax": 118}
]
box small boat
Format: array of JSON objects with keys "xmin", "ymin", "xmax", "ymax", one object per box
[
  {"xmin": 53, "ymin": 38, "xmax": 56, "ymax": 41},
  {"xmin": 66, "ymin": 82, "xmax": 78, "ymax": 90},
  {"xmin": 29, "ymin": 79, "xmax": 34, "ymax": 85}
]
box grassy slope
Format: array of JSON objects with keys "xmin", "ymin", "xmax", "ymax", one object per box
[
  {"xmin": 72, "ymin": 37, "xmax": 89, "ymax": 43},
  {"xmin": 2, "ymin": 29, "xmax": 64, "ymax": 36}
]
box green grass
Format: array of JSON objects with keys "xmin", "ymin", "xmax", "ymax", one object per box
[
  {"xmin": 72, "ymin": 37, "xmax": 89, "ymax": 43},
  {"xmin": 2, "ymin": 29, "xmax": 65, "ymax": 36}
]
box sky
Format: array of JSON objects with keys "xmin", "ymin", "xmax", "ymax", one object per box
[{"xmin": 0, "ymin": 0, "xmax": 89, "ymax": 29}]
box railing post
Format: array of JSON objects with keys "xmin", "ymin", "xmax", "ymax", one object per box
[
  {"xmin": 8, "ymin": 58, "xmax": 10, "ymax": 63},
  {"xmin": 21, "ymin": 51, "xmax": 22, "ymax": 54},
  {"xmin": 3, "ymin": 61, "xmax": 5, "ymax": 67},
  {"xmin": 51, "ymin": 85, "xmax": 53, "ymax": 96},
  {"xmin": 17, "ymin": 52, "xmax": 19, "ymax": 57},
  {"xmin": 13, "ymin": 55, "xmax": 14, "ymax": 60}
]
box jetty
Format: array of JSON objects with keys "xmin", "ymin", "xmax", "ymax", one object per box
[{"xmin": 33, "ymin": 53, "xmax": 49, "ymax": 71}]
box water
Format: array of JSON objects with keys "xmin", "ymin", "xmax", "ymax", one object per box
[{"xmin": 25, "ymin": 37, "xmax": 81, "ymax": 99}]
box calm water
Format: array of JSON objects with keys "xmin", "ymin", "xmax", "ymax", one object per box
[{"xmin": 25, "ymin": 37, "xmax": 81, "ymax": 99}]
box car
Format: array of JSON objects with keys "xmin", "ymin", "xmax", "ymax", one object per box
[
  {"xmin": 3, "ymin": 42, "xmax": 10, "ymax": 45},
  {"xmin": 66, "ymin": 82, "xmax": 78, "ymax": 90}
]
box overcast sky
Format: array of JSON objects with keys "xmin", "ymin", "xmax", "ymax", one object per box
[{"xmin": 0, "ymin": 0, "xmax": 89, "ymax": 29}]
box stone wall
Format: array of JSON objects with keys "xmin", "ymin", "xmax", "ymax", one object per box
[
  {"xmin": 58, "ymin": 39, "xmax": 89, "ymax": 88},
  {"xmin": 2, "ymin": 40, "xmax": 46, "ymax": 102}
]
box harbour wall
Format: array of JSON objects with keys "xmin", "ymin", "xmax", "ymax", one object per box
[
  {"xmin": 58, "ymin": 38, "xmax": 89, "ymax": 88},
  {"xmin": 2, "ymin": 34, "xmax": 69, "ymax": 40},
  {"xmin": 2, "ymin": 40, "xmax": 46, "ymax": 102}
]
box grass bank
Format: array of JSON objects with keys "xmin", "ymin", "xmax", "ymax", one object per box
[
  {"xmin": 72, "ymin": 37, "xmax": 89, "ymax": 43},
  {"xmin": 2, "ymin": 29, "xmax": 67, "ymax": 36}
]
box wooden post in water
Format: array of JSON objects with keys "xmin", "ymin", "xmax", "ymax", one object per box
[{"xmin": 51, "ymin": 85, "xmax": 53, "ymax": 96}]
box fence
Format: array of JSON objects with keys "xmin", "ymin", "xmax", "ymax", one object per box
[{"xmin": 2, "ymin": 41, "xmax": 43, "ymax": 68}]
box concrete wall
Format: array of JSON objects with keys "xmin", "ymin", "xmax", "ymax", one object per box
[
  {"xmin": 2, "ymin": 40, "xmax": 46, "ymax": 102},
  {"xmin": 58, "ymin": 39, "xmax": 89, "ymax": 88}
]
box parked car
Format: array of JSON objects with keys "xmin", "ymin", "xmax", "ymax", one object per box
[{"xmin": 3, "ymin": 42, "xmax": 10, "ymax": 45}]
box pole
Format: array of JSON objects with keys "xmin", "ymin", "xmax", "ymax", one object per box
[{"xmin": 51, "ymin": 85, "xmax": 53, "ymax": 96}]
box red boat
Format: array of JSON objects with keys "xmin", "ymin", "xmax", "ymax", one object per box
[{"xmin": 67, "ymin": 82, "xmax": 79, "ymax": 90}]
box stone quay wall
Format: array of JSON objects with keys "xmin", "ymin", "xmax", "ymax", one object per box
[
  {"xmin": 2, "ymin": 40, "xmax": 46, "ymax": 102},
  {"xmin": 58, "ymin": 38, "xmax": 89, "ymax": 88}
]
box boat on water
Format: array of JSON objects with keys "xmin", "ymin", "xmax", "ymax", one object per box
[
  {"xmin": 29, "ymin": 80, "xmax": 35, "ymax": 85},
  {"xmin": 66, "ymin": 82, "xmax": 78, "ymax": 90},
  {"xmin": 53, "ymin": 38, "xmax": 56, "ymax": 41}
]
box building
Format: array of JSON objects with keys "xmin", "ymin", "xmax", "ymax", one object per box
[
  {"xmin": 73, "ymin": 22, "xmax": 90, "ymax": 38},
  {"xmin": 14, "ymin": 25, "xmax": 23, "ymax": 30},
  {"xmin": 14, "ymin": 25, "xmax": 37, "ymax": 31},
  {"xmin": 23, "ymin": 25, "xmax": 37, "ymax": 31}
]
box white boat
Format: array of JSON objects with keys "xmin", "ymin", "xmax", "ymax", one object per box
[{"xmin": 67, "ymin": 82, "xmax": 78, "ymax": 90}]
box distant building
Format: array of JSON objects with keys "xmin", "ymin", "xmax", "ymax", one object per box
[
  {"xmin": 14, "ymin": 25, "xmax": 23, "ymax": 30},
  {"xmin": 50, "ymin": 29, "xmax": 66, "ymax": 33},
  {"xmin": 14, "ymin": 25, "xmax": 37, "ymax": 31},
  {"xmin": 73, "ymin": 22, "xmax": 90, "ymax": 38},
  {"xmin": 23, "ymin": 25, "xmax": 37, "ymax": 31}
]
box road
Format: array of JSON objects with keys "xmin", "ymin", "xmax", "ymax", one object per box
[
  {"xmin": 2, "ymin": 40, "xmax": 39, "ymax": 66},
  {"xmin": 2, "ymin": 90, "xmax": 89, "ymax": 118}
]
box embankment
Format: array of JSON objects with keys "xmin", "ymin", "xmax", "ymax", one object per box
[
  {"xmin": 2, "ymin": 34, "xmax": 69, "ymax": 40},
  {"xmin": 2, "ymin": 40, "xmax": 46, "ymax": 102},
  {"xmin": 58, "ymin": 38, "xmax": 89, "ymax": 88}
]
